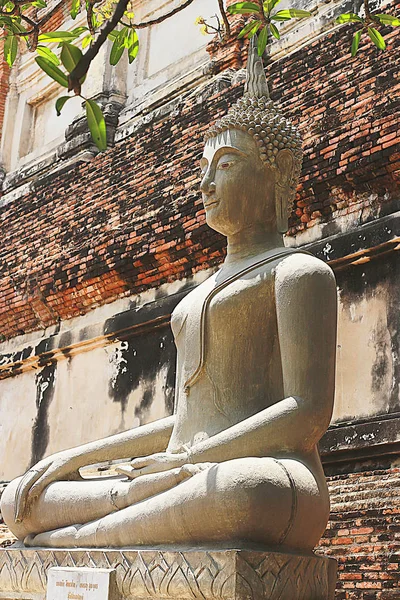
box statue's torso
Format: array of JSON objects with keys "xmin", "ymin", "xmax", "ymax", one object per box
[{"xmin": 168, "ymin": 251, "xmax": 288, "ymax": 452}]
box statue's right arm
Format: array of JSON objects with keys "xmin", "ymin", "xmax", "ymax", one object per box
[
  {"xmin": 14, "ymin": 415, "xmax": 175, "ymax": 522},
  {"xmin": 60, "ymin": 414, "xmax": 175, "ymax": 466}
]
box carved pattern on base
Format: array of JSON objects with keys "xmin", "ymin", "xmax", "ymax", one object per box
[{"xmin": 0, "ymin": 548, "xmax": 337, "ymax": 600}]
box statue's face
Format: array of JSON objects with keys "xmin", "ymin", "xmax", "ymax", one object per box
[{"xmin": 200, "ymin": 129, "xmax": 274, "ymax": 236}]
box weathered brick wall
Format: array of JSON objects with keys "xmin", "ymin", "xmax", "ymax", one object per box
[
  {"xmin": 0, "ymin": 15, "xmax": 399, "ymax": 340},
  {"xmin": 320, "ymin": 462, "xmax": 400, "ymax": 599}
]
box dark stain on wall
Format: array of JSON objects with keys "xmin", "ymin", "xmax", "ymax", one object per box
[
  {"xmin": 371, "ymin": 317, "xmax": 390, "ymax": 397},
  {"xmin": 31, "ymin": 361, "xmax": 57, "ymax": 466},
  {"xmin": 107, "ymin": 325, "xmax": 176, "ymax": 420}
]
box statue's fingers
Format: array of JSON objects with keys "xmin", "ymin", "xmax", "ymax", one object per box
[
  {"xmin": 29, "ymin": 470, "xmax": 56, "ymax": 499},
  {"xmin": 14, "ymin": 469, "xmax": 45, "ymax": 523},
  {"xmin": 130, "ymin": 456, "xmax": 153, "ymax": 468},
  {"xmin": 124, "ymin": 465, "xmax": 158, "ymax": 479},
  {"xmin": 139, "ymin": 462, "xmax": 171, "ymax": 476}
]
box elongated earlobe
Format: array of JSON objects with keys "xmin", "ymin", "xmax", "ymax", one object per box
[{"xmin": 275, "ymin": 149, "xmax": 295, "ymax": 233}]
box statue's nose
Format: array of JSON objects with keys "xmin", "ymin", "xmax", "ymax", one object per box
[{"xmin": 200, "ymin": 170, "xmax": 216, "ymax": 195}]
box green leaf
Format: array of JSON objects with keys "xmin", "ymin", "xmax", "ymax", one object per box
[
  {"xmin": 85, "ymin": 99, "xmax": 107, "ymax": 151},
  {"xmin": 72, "ymin": 26, "xmax": 88, "ymax": 35},
  {"xmin": 374, "ymin": 13, "xmax": 400, "ymax": 26},
  {"xmin": 38, "ymin": 31, "xmax": 77, "ymax": 43},
  {"xmin": 0, "ymin": 14, "xmax": 13, "ymax": 25},
  {"xmin": 287, "ymin": 8, "xmax": 310, "ymax": 17},
  {"xmin": 238, "ymin": 19, "xmax": 261, "ymax": 38},
  {"xmin": 121, "ymin": 27, "xmax": 131, "ymax": 48},
  {"xmin": 55, "ymin": 95, "xmax": 71, "ymax": 116},
  {"xmin": 82, "ymin": 34, "xmax": 92, "ymax": 49},
  {"xmin": 70, "ymin": 0, "xmax": 80, "ymax": 19},
  {"xmin": 263, "ymin": 0, "xmax": 280, "ymax": 15},
  {"xmin": 270, "ymin": 22, "xmax": 280, "ymax": 39},
  {"xmin": 127, "ymin": 29, "xmax": 139, "ymax": 63},
  {"xmin": 271, "ymin": 11, "xmax": 292, "ymax": 21},
  {"xmin": 3, "ymin": 2, "xmax": 15, "ymax": 12},
  {"xmin": 10, "ymin": 20, "xmax": 28, "ymax": 35},
  {"xmin": 36, "ymin": 45, "xmax": 60, "ymax": 65},
  {"xmin": 336, "ymin": 12, "xmax": 363, "ymax": 24},
  {"xmin": 368, "ymin": 26, "xmax": 386, "ymax": 50},
  {"xmin": 31, "ymin": 0, "xmax": 46, "ymax": 7},
  {"xmin": 248, "ymin": 20, "xmax": 262, "ymax": 37},
  {"xmin": 60, "ymin": 41, "xmax": 82, "ymax": 73},
  {"xmin": 257, "ymin": 25, "xmax": 268, "ymax": 55},
  {"xmin": 351, "ymin": 29, "xmax": 362, "ymax": 56},
  {"xmin": 227, "ymin": 2, "xmax": 261, "ymax": 15},
  {"xmin": 107, "ymin": 30, "xmax": 118, "ymax": 41},
  {"xmin": 35, "ymin": 56, "xmax": 69, "ymax": 87},
  {"xmin": 109, "ymin": 27, "xmax": 127, "ymax": 65},
  {"xmin": 273, "ymin": 8, "xmax": 310, "ymax": 20},
  {"xmin": 4, "ymin": 34, "xmax": 17, "ymax": 67}
]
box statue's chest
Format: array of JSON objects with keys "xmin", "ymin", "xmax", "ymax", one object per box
[
  {"xmin": 171, "ymin": 270, "xmax": 276, "ymax": 349},
  {"xmin": 172, "ymin": 268, "xmax": 278, "ymax": 399}
]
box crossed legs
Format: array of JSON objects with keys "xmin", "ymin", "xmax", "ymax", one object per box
[{"xmin": 2, "ymin": 457, "xmax": 328, "ymax": 551}]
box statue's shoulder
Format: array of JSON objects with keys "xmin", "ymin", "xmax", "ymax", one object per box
[{"xmin": 274, "ymin": 251, "xmax": 336, "ymax": 298}]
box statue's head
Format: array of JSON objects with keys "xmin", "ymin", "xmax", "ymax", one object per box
[{"xmin": 201, "ymin": 39, "xmax": 302, "ymax": 236}]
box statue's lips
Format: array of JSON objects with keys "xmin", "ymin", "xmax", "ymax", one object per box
[{"xmin": 204, "ymin": 199, "xmax": 220, "ymax": 209}]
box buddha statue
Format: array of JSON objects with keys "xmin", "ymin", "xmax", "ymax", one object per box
[{"xmin": 1, "ymin": 40, "xmax": 337, "ymax": 552}]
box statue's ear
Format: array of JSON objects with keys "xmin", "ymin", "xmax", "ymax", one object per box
[{"xmin": 275, "ymin": 149, "xmax": 295, "ymax": 233}]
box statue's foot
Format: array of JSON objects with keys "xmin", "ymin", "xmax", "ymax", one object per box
[{"xmin": 24, "ymin": 525, "xmax": 82, "ymax": 548}]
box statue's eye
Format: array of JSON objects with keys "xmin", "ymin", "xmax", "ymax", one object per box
[
  {"xmin": 200, "ymin": 162, "xmax": 208, "ymax": 175},
  {"xmin": 217, "ymin": 161, "xmax": 232, "ymax": 170}
]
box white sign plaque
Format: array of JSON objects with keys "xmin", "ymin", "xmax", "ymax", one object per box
[{"xmin": 46, "ymin": 567, "xmax": 116, "ymax": 600}]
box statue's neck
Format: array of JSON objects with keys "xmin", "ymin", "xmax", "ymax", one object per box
[{"xmin": 225, "ymin": 226, "xmax": 284, "ymax": 265}]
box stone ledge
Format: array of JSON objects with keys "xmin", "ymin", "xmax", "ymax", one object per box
[{"xmin": 0, "ymin": 547, "xmax": 337, "ymax": 600}]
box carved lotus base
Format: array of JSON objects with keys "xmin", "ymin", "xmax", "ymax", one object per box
[{"xmin": 0, "ymin": 547, "xmax": 337, "ymax": 600}]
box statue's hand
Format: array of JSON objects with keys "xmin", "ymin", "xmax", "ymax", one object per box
[
  {"xmin": 122, "ymin": 452, "xmax": 190, "ymax": 479},
  {"xmin": 14, "ymin": 451, "xmax": 81, "ymax": 523}
]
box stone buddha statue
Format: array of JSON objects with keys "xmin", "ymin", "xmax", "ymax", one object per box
[{"xmin": 1, "ymin": 41, "xmax": 337, "ymax": 552}]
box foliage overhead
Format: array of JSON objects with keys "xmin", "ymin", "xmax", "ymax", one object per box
[{"xmin": 0, "ymin": 0, "xmax": 399, "ymax": 151}]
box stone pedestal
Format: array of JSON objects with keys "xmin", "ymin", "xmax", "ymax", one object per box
[{"xmin": 0, "ymin": 547, "xmax": 336, "ymax": 600}]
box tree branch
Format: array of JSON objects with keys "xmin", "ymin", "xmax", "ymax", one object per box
[
  {"xmin": 129, "ymin": 0, "xmax": 195, "ymax": 29},
  {"xmin": 217, "ymin": 0, "xmax": 231, "ymax": 38},
  {"xmin": 68, "ymin": 0, "xmax": 130, "ymax": 93},
  {"xmin": 20, "ymin": 13, "xmax": 38, "ymax": 28},
  {"xmin": 364, "ymin": 0, "xmax": 372, "ymax": 21},
  {"xmin": 256, "ymin": 0, "xmax": 267, "ymax": 25},
  {"xmin": 86, "ymin": 0, "xmax": 96, "ymax": 37}
]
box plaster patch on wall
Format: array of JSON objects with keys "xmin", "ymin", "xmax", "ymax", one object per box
[{"xmin": 334, "ymin": 254, "xmax": 399, "ymax": 423}]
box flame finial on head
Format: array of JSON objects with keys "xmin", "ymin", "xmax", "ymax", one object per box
[{"xmin": 244, "ymin": 36, "xmax": 270, "ymax": 99}]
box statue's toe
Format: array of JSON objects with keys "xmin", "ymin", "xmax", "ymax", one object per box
[
  {"xmin": 23, "ymin": 526, "xmax": 79, "ymax": 548},
  {"xmin": 23, "ymin": 534, "xmax": 36, "ymax": 547}
]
